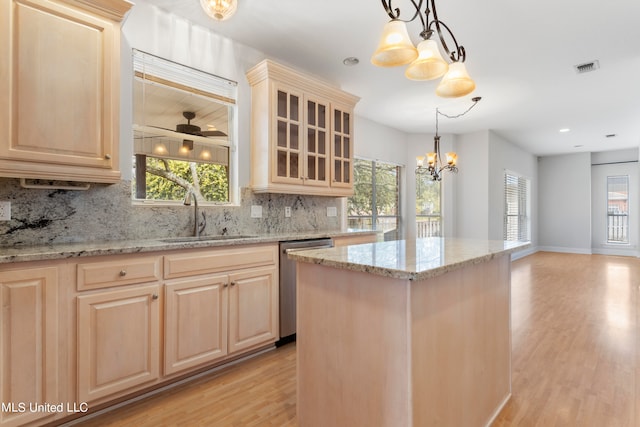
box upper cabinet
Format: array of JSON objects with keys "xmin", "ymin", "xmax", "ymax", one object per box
[
  {"xmin": 247, "ymin": 60, "xmax": 359, "ymax": 196},
  {"xmin": 0, "ymin": 0, "xmax": 133, "ymax": 184}
]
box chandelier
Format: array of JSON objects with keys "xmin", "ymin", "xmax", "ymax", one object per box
[
  {"xmin": 200, "ymin": 0, "xmax": 237, "ymax": 21},
  {"xmin": 416, "ymin": 97, "xmax": 481, "ymax": 180},
  {"xmin": 371, "ymin": 0, "xmax": 475, "ymax": 98}
]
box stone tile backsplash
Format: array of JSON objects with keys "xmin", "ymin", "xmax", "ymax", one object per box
[{"xmin": 0, "ymin": 179, "xmax": 343, "ymax": 247}]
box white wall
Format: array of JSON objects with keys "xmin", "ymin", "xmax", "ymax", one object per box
[
  {"xmin": 488, "ymin": 131, "xmax": 538, "ymax": 247},
  {"xmin": 455, "ymin": 131, "xmax": 490, "ymax": 239},
  {"xmin": 538, "ymin": 153, "xmax": 592, "ymax": 253}
]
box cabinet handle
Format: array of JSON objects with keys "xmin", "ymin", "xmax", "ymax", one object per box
[
  {"xmin": 224, "ymin": 283, "xmax": 229, "ymax": 288},
  {"xmin": 152, "ymin": 294, "xmax": 158, "ymax": 300},
  {"xmin": 230, "ymin": 281, "xmax": 237, "ymax": 286},
  {"xmin": 105, "ymin": 154, "xmax": 112, "ymax": 160},
  {"xmin": 119, "ymin": 270, "xmax": 127, "ymax": 277}
]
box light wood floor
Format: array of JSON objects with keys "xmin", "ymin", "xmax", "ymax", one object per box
[{"xmin": 67, "ymin": 252, "xmax": 639, "ymax": 427}]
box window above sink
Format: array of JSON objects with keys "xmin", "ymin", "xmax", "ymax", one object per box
[{"xmin": 132, "ymin": 49, "xmax": 238, "ymax": 205}]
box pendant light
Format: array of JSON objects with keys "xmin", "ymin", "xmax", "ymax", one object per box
[
  {"xmin": 372, "ymin": 0, "xmax": 476, "ymax": 98},
  {"xmin": 371, "ymin": 20, "xmax": 418, "ymax": 67},
  {"xmin": 200, "ymin": 0, "xmax": 238, "ymax": 21},
  {"xmin": 436, "ymin": 62, "xmax": 476, "ymax": 98}
]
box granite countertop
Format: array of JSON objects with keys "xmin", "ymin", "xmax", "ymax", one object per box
[
  {"xmin": 0, "ymin": 230, "xmax": 379, "ymax": 264},
  {"xmin": 287, "ymin": 237, "xmax": 530, "ymax": 281}
]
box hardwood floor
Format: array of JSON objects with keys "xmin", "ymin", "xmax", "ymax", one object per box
[
  {"xmin": 67, "ymin": 252, "xmax": 639, "ymax": 427},
  {"xmin": 494, "ymin": 252, "xmax": 639, "ymax": 427}
]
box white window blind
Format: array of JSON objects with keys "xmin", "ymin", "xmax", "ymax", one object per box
[{"xmin": 504, "ymin": 172, "xmax": 530, "ymax": 241}]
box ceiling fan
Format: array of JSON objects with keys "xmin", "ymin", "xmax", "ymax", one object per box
[{"xmin": 177, "ymin": 111, "xmax": 227, "ymax": 137}]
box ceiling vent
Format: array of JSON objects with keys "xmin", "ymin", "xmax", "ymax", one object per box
[{"xmin": 574, "ymin": 60, "xmax": 600, "ymax": 74}]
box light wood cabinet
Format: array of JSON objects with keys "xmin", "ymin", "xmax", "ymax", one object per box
[
  {"xmin": 247, "ymin": 59, "xmax": 359, "ymax": 196},
  {"xmin": 164, "ymin": 275, "xmax": 228, "ymax": 375},
  {"xmin": 163, "ymin": 245, "xmax": 279, "ymax": 375},
  {"xmin": 0, "ymin": 0, "xmax": 132, "ymax": 183},
  {"xmin": 228, "ymin": 266, "xmax": 278, "ymax": 354},
  {"xmin": 0, "ymin": 267, "xmax": 59, "ymax": 427},
  {"xmin": 77, "ymin": 284, "xmax": 161, "ymax": 403}
]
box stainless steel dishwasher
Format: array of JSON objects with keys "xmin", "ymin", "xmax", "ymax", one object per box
[{"xmin": 278, "ymin": 238, "xmax": 333, "ymax": 345}]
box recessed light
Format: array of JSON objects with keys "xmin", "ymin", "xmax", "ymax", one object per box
[
  {"xmin": 605, "ymin": 134, "xmax": 617, "ymax": 138},
  {"xmin": 574, "ymin": 144, "xmax": 583, "ymax": 148},
  {"xmin": 343, "ymin": 57, "xmax": 360, "ymax": 66},
  {"xmin": 559, "ymin": 128, "xmax": 571, "ymax": 133}
]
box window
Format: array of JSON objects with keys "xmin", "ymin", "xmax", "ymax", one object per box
[
  {"xmin": 348, "ymin": 159, "xmax": 402, "ymax": 241},
  {"xmin": 416, "ymin": 174, "xmax": 441, "ymax": 237},
  {"xmin": 607, "ymin": 175, "xmax": 629, "ymax": 243},
  {"xmin": 132, "ymin": 50, "xmax": 237, "ymax": 204},
  {"xmin": 504, "ymin": 172, "xmax": 530, "ymax": 241}
]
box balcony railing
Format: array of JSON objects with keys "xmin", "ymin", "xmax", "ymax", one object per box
[
  {"xmin": 417, "ymin": 214, "xmax": 441, "ymax": 238},
  {"xmin": 607, "ymin": 213, "xmax": 629, "ymax": 243}
]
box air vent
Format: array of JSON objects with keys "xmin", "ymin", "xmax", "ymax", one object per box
[{"xmin": 574, "ymin": 60, "xmax": 600, "ymax": 74}]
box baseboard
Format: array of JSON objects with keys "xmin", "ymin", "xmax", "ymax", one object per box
[{"xmin": 537, "ymin": 246, "xmax": 593, "ymax": 255}]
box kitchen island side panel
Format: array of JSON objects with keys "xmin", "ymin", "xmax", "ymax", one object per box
[
  {"xmin": 296, "ymin": 262, "xmax": 412, "ymax": 427},
  {"xmin": 411, "ymin": 254, "xmax": 511, "ymax": 426},
  {"xmin": 296, "ymin": 253, "xmax": 512, "ymax": 427}
]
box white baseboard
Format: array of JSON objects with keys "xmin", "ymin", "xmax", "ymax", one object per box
[{"xmin": 537, "ymin": 246, "xmax": 593, "ymax": 255}]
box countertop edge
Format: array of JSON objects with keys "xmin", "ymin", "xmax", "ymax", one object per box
[
  {"xmin": 0, "ymin": 230, "xmax": 380, "ymax": 264},
  {"xmin": 289, "ymin": 240, "xmax": 531, "ymax": 280}
]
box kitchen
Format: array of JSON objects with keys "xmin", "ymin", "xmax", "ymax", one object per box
[{"xmin": 1, "ymin": 0, "xmax": 640, "ymax": 426}]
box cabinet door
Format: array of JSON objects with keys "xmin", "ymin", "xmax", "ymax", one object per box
[
  {"xmin": 77, "ymin": 284, "xmax": 160, "ymax": 403},
  {"xmin": 304, "ymin": 95, "xmax": 330, "ymax": 188},
  {"xmin": 0, "ymin": 267, "xmax": 58, "ymax": 427},
  {"xmin": 164, "ymin": 275, "xmax": 228, "ymax": 376},
  {"xmin": 228, "ymin": 266, "xmax": 278, "ymax": 354},
  {"xmin": 271, "ymin": 85, "xmax": 304, "ymax": 185},
  {"xmin": 0, "ymin": 0, "xmax": 123, "ymax": 182},
  {"xmin": 331, "ymin": 104, "xmax": 354, "ymax": 190}
]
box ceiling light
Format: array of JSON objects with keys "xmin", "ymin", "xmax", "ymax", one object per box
[
  {"xmin": 372, "ymin": 0, "xmax": 475, "ymax": 98},
  {"xmin": 559, "ymin": 128, "xmax": 571, "ymax": 133},
  {"xmin": 605, "ymin": 134, "xmax": 617, "ymax": 138},
  {"xmin": 416, "ymin": 97, "xmax": 481, "ymax": 180},
  {"xmin": 200, "ymin": 0, "xmax": 237, "ymax": 21}
]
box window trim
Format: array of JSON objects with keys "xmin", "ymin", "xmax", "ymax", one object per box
[
  {"xmin": 606, "ymin": 174, "xmax": 630, "ymax": 245},
  {"xmin": 131, "ymin": 49, "xmax": 239, "ymax": 206},
  {"xmin": 348, "ymin": 157, "xmax": 403, "ymax": 240},
  {"xmin": 503, "ymin": 170, "xmax": 531, "ymax": 242}
]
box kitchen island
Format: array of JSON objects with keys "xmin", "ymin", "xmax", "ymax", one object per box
[{"xmin": 289, "ymin": 237, "xmax": 529, "ymax": 427}]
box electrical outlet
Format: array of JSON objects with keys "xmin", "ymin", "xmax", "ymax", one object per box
[
  {"xmin": 327, "ymin": 206, "xmax": 337, "ymax": 217},
  {"xmin": 250, "ymin": 205, "xmax": 262, "ymax": 218},
  {"xmin": 284, "ymin": 207, "xmax": 291, "ymax": 218},
  {"xmin": 0, "ymin": 201, "xmax": 10, "ymax": 221}
]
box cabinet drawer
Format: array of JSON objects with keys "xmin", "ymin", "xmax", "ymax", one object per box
[
  {"xmin": 77, "ymin": 256, "xmax": 162, "ymax": 291},
  {"xmin": 164, "ymin": 244, "xmax": 278, "ymax": 279}
]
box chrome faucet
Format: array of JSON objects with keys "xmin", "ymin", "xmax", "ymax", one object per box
[{"xmin": 183, "ymin": 188, "xmax": 206, "ymax": 237}]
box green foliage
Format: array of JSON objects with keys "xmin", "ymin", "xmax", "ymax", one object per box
[
  {"xmin": 416, "ymin": 175, "xmax": 441, "ymax": 215},
  {"xmin": 140, "ymin": 157, "xmax": 229, "ymax": 202},
  {"xmin": 348, "ymin": 159, "xmax": 399, "ymax": 216}
]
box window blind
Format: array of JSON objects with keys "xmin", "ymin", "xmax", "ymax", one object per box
[{"xmin": 504, "ymin": 172, "xmax": 530, "ymax": 241}]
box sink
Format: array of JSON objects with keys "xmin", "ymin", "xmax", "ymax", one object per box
[{"xmin": 159, "ymin": 235, "xmax": 258, "ymax": 243}]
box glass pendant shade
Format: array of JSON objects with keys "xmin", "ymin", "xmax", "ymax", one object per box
[
  {"xmin": 416, "ymin": 156, "xmax": 425, "ymax": 167},
  {"xmin": 371, "ymin": 20, "xmax": 418, "ymax": 67},
  {"xmin": 405, "ymin": 39, "xmax": 449, "ymax": 80},
  {"xmin": 426, "ymin": 152, "xmax": 437, "ymax": 166},
  {"xmin": 200, "ymin": 0, "xmax": 238, "ymax": 21},
  {"xmin": 436, "ymin": 61, "xmax": 476, "ymax": 98},
  {"xmin": 445, "ymin": 152, "xmax": 458, "ymax": 166}
]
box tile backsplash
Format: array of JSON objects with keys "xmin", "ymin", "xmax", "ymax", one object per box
[{"xmin": 0, "ymin": 179, "xmax": 343, "ymax": 247}]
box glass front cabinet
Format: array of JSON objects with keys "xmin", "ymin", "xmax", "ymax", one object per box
[{"xmin": 247, "ymin": 60, "xmax": 359, "ymax": 196}]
